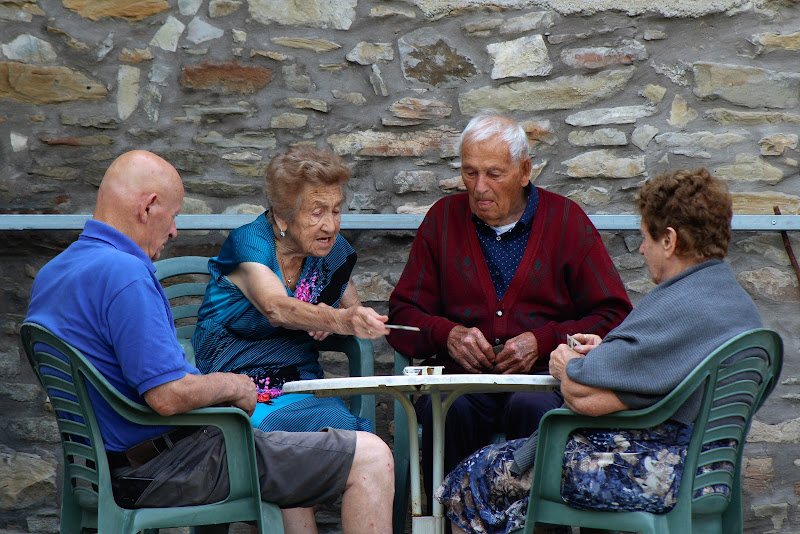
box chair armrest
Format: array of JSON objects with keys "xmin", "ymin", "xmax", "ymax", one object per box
[
  {"xmin": 86, "ymin": 366, "xmax": 261, "ymax": 503},
  {"xmin": 315, "ymin": 334, "xmax": 375, "ymax": 378},
  {"xmin": 394, "ymin": 350, "xmax": 411, "ymax": 376},
  {"xmin": 314, "ymin": 334, "xmax": 376, "ymax": 425}
]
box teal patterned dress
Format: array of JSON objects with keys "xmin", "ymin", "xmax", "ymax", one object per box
[{"xmin": 191, "ymin": 212, "xmax": 372, "ymax": 433}]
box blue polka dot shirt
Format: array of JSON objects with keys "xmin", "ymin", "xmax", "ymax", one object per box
[{"xmin": 472, "ymin": 185, "xmax": 539, "ymax": 300}]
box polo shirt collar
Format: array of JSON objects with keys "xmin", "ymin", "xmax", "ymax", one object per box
[{"xmin": 80, "ymin": 219, "xmax": 156, "ymax": 272}]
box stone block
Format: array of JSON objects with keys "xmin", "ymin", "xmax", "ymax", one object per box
[
  {"xmin": 399, "ymin": 28, "xmax": 477, "ymax": 88},
  {"xmin": 666, "ymin": 94, "xmax": 697, "ymax": 129},
  {"xmin": 693, "ymin": 62, "xmax": 800, "ymax": 109},
  {"xmin": 715, "ymin": 154, "xmax": 784, "ymax": 185},
  {"xmin": 119, "ymin": 47, "xmax": 154, "ymax": 63},
  {"xmin": 461, "ymin": 68, "xmax": 634, "ymax": 114},
  {"xmin": 737, "ymin": 267, "xmax": 800, "ymax": 302},
  {"xmin": 568, "ymin": 129, "xmax": 626, "ymax": 147},
  {"xmin": 270, "ymin": 113, "xmax": 308, "ymax": 129},
  {"xmin": 181, "ymin": 61, "xmax": 273, "ymax": 94},
  {"xmin": 346, "ymin": 42, "xmax": 393, "ymax": 65},
  {"xmin": 759, "ymin": 134, "xmax": 799, "ymax": 156},
  {"xmin": 488, "ymin": 34, "xmax": 552, "ymax": 79},
  {"xmin": 1, "ymin": 34, "xmax": 57, "ymax": 64},
  {"xmin": 186, "ymin": 18, "xmax": 224, "ymax": 44},
  {"xmin": 327, "ymin": 127, "xmax": 460, "ymax": 158},
  {"xmin": 63, "ymin": 0, "xmax": 169, "ymax": 21},
  {"xmin": 271, "ymin": 37, "xmax": 341, "ymax": 52},
  {"xmin": 389, "ymin": 98, "xmax": 451, "ymax": 120},
  {"xmin": 209, "ymin": 0, "xmax": 241, "ymax": 17},
  {"xmin": 249, "ymin": 0, "xmax": 357, "ymax": 30},
  {"xmin": 393, "ymin": 170, "xmax": 437, "ymax": 194},
  {"xmin": 149, "ymin": 15, "xmax": 185, "ymax": 52},
  {"xmin": 0, "ymin": 62, "xmax": 107, "ymax": 104},
  {"xmin": 566, "ymin": 104, "xmax": 656, "ymax": 127},
  {"xmin": 561, "ymin": 150, "xmax": 646, "ymax": 178},
  {"xmin": 560, "ymin": 39, "xmax": 647, "ymax": 70},
  {"xmin": 6, "ymin": 417, "xmax": 60, "ymax": 443},
  {"xmin": 352, "ymin": 273, "xmax": 393, "ymax": 302},
  {"xmin": 0, "ymin": 450, "xmax": 57, "ymax": 510}
]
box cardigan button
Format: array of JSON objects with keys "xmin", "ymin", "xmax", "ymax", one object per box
[
  {"xmin": 495, "ymin": 236, "xmax": 502, "ymax": 241},
  {"xmin": 496, "ymin": 310, "xmax": 503, "ymax": 317},
  {"xmin": 494, "ymin": 338, "xmax": 501, "ymax": 344}
]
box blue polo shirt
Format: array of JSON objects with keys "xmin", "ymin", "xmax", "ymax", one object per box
[
  {"xmin": 472, "ymin": 185, "xmax": 539, "ymax": 300},
  {"xmin": 26, "ymin": 220, "xmax": 198, "ymax": 451}
]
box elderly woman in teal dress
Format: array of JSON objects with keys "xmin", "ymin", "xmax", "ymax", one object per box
[{"xmin": 192, "ymin": 146, "xmax": 389, "ymax": 434}]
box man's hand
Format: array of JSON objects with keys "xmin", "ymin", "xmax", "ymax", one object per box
[
  {"xmin": 227, "ymin": 373, "xmax": 258, "ymax": 416},
  {"xmin": 549, "ymin": 344, "xmax": 584, "ymax": 381},
  {"xmin": 570, "ymin": 333, "xmax": 602, "ymax": 355},
  {"xmin": 446, "ymin": 325, "xmax": 495, "ymax": 373},
  {"xmin": 493, "ymin": 332, "xmax": 538, "ymax": 374}
]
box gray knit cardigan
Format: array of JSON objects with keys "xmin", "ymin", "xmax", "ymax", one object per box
[{"xmin": 511, "ymin": 259, "xmax": 762, "ymax": 474}]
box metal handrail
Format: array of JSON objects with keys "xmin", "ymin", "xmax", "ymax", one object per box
[{"xmin": 1, "ymin": 213, "xmax": 799, "ymax": 231}]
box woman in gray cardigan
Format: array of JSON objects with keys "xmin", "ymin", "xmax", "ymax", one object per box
[{"xmin": 435, "ymin": 168, "xmax": 763, "ymax": 534}]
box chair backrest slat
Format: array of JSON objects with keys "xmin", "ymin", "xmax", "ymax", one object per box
[
  {"xmin": 171, "ymin": 304, "xmax": 202, "ymax": 321},
  {"xmin": 155, "ymin": 257, "xmax": 210, "ymax": 344},
  {"xmin": 689, "ymin": 341, "xmax": 777, "ymax": 509},
  {"xmin": 22, "ymin": 324, "xmax": 104, "ymax": 498},
  {"xmin": 163, "ymin": 283, "xmax": 209, "ymax": 300}
]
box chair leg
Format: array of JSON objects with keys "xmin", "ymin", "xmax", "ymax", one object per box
[{"xmin": 393, "ymin": 397, "xmax": 411, "ymax": 534}]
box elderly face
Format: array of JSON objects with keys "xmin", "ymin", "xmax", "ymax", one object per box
[
  {"xmin": 461, "ymin": 137, "xmax": 531, "ymax": 227},
  {"xmin": 639, "ymin": 221, "xmax": 669, "ymax": 285},
  {"xmin": 284, "ymin": 184, "xmax": 343, "ymax": 257},
  {"xmin": 143, "ymin": 173, "xmax": 183, "ymax": 261}
]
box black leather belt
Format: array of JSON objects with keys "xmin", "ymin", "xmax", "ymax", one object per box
[{"xmin": 107, "ymin": 426, "xmax": 199, "ymax": 469}]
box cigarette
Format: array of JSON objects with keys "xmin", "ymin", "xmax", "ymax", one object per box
[{"xmin": 385, "ymin": 324, "xmax": 421, "ymax": 332}]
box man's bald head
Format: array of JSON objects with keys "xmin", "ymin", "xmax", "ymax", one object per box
[{"xmin": 94, "ymin": 150, "xmax": 184, "ymax": 260}]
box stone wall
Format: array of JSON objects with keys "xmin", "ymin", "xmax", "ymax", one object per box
[{"xmin": 3, "ymin": 0, "xmax": 800, "ymax": 532}]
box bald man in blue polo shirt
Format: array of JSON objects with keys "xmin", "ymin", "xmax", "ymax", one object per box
[{"xmin": 26, "ymin": 150, "xmax": 393, "ymax": 534}]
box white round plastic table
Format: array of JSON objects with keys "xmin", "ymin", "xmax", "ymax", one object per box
[{"xmin": 282, "ymin": 373, "xmax": 560, "ymax": 534}]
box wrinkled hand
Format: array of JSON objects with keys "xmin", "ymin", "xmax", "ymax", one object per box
[
  {"xmin": 549, "ymin": 344, "xmax": 584, "ymax": 382},
  {"xmin": 343, "ymin": 305, "xmax": 389, "ymax": 339},
  {"xmin": 446, "ymin": 326, "xmax": 494, "ymax": 373},
  {"xmin": 308, "ymin": 303, "xmax": 333, "ymax": 341},
  {"xmin": 229, "ymin": 373, "xmax": 258, "ymax": 416},
  {"xmin": 493, "ymin": 332, "xmax": 538, "ymax": 374},
  {"xmin": 570, "ymin": 333, "xmax": 602, "ymax": 355}
]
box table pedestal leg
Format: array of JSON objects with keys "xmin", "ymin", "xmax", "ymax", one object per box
[{"xmin": 430, "ymin": 386, "xmax": 445, "ymax": 534}]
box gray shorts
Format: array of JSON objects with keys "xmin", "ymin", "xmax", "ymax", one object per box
[{"xmin": 111, "ymin": 425, "xmax": 356, "ymax": 509}]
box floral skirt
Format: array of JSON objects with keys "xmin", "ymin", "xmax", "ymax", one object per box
[{"xmin": 435, "ymin": 422, "xmax": 733, "ymax": 534}]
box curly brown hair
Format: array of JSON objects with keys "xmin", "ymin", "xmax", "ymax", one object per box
[
  {"xmin": 636, "ymin": 168, "xmax": 732, "ymax": 260},
  {"xmin": 265, "ymin": 145, "xmax": 350, "ymax": 222}
]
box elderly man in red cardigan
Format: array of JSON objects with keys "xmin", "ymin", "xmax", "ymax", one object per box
[{"xmin": 387, "ymin": 111, "xmax": 632, "ymax": 510}]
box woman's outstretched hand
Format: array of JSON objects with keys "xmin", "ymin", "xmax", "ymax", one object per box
[{"xmin": 341, "ymin": 305, "xmax": 390, "ymax": 339}]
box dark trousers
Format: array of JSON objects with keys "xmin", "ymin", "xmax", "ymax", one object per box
[{"xmin": 415, "ymin": 389, "xmax": 564, "ymax": 511}]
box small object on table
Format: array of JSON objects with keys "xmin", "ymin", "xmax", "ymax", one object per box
[{"xmin": 403, "ymin": 365, "xmax": 444, "ymax": 376}]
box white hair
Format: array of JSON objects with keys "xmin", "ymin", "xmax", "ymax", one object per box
[{"xmin": 460, "ymin": 111, "xmax": 530, "ymax": 163}]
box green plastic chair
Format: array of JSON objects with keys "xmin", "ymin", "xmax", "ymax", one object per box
[
  {"xmin": 21, "ymin": 322, "xmax": 284, "ymax": 534},
  {"xmin": 515, "ymin": 328, "xmax": 783, "ymax": 534},
  {"xmin": 154, "ymin": 255, "xmax": 376, "ymax": 427}
]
